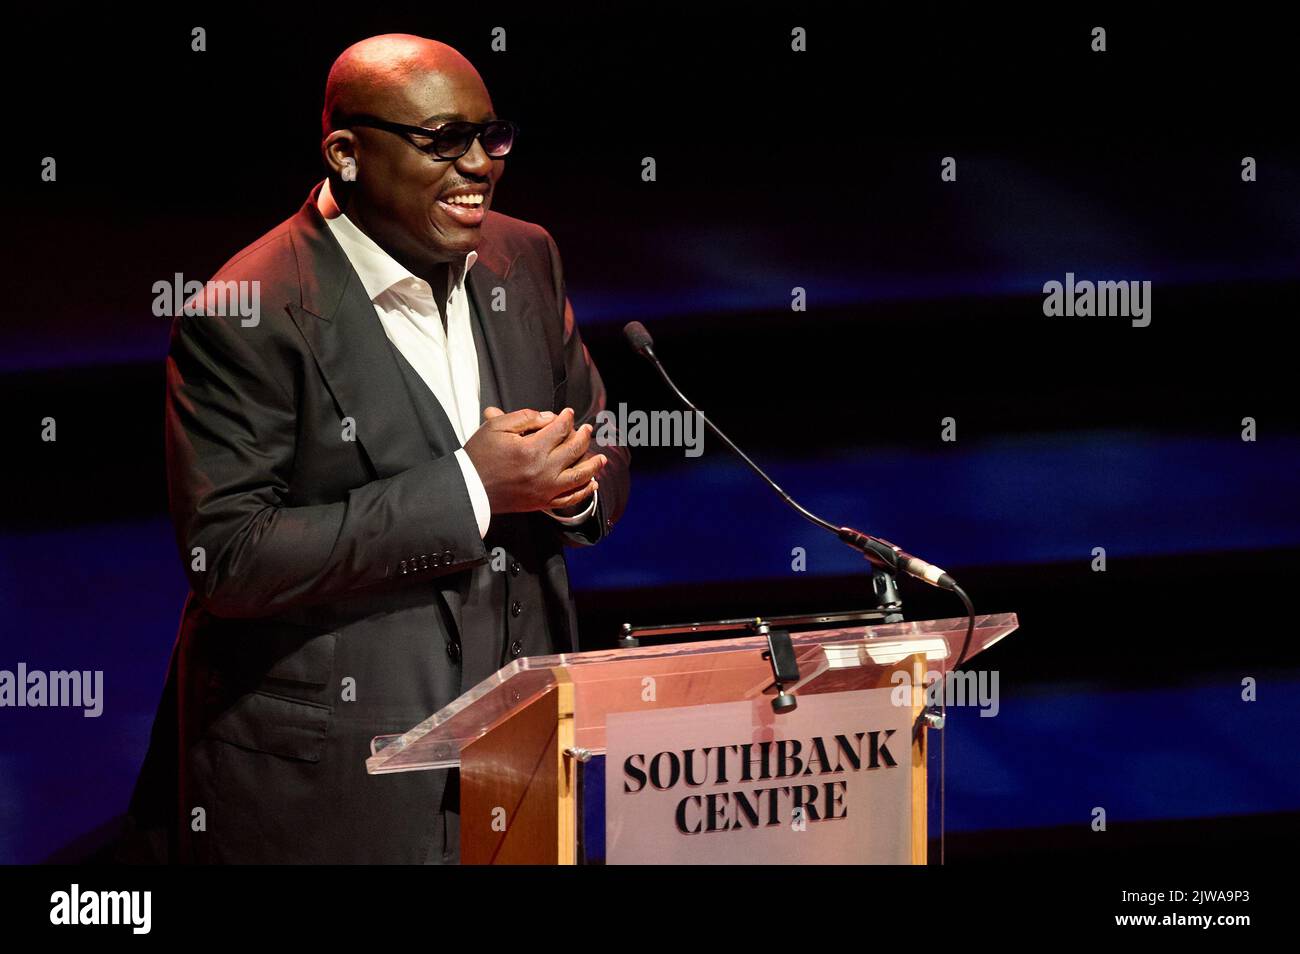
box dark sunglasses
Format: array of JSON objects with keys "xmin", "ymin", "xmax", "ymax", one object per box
[{"xmin": 342, "ymin": 114, "xmax": 517, "ymax": 160}]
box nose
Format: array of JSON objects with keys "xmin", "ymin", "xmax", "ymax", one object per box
[{"xmin": 455, "ymin": 135, "xmax": 494, "ymax": 177}]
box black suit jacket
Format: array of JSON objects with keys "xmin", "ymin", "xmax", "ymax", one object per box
[{"xmin": 119, "ymin": 185, "xmax": 630, "ymax": 863}]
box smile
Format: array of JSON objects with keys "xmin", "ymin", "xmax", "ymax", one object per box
[{"xmin": 436, "ymin": 194, "xmax": 487, "ymax": 225}]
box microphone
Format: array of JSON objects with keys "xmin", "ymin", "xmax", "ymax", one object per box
[
  {"xmin": 623, "ymin": 320, "xmax": 655, "ymax": 356},
  {"xmin": 835, "ymin": 528, "xmax": 957, "ymax": 592},
  {"xmin": 622, "ymin": 320, "xmax": 978, "ymax": 663}
]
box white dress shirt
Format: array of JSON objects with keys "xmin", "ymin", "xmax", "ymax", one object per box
[{"xmin": 317, "ymin": 179, "xmax": 597, "ymax": 537}]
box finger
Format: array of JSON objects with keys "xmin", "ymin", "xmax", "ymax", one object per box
[
  {"xmin": 482, "ymin": 406, "xmax": 504, "ymax": 419},
  {"xmin": 548, "ymin": 482, "xmax": 595, "ymax": 511},
  {"xmin": 529, "ymin": 407, "xmax": 576, "ymax": 450},
  {"xmin": 554, "ymin": 453, "xmax": 607, "ymax": 492},
  {"xmin": 551, "ymin": 422, "xmax": 593, "ymax": 468},
  {"xmin": 548, "ymin": 479, "xmax": 597, "ymax": 511},
  {"xmin": 491, "ymin": 408, "xmax": 554, "ymax": 434}
]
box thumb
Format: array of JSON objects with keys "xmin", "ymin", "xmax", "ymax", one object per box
[{"xmin": 482, "ymin": 406, "xmax": 504, "ymax": 420}]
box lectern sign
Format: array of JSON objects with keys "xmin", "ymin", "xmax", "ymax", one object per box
[{"xmin": 604, "ymin": 688, "xmax": 915, "ymax": 864}]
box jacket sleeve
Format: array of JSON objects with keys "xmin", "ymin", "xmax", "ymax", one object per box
[
  {"xmin": 540, "ymin": 229, "xmax": 631, "ymax": 547},
  {"xmin": 165, "ymin": 308, "xmax": 487, "ymax": 619}
]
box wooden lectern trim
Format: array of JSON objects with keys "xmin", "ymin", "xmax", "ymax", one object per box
[
  {"xmin": 460, "ymin": 671, "xmax": 576, "ymax": 865},
  {"xmin": 908, "ymin": 653, "xmax": 928, "ymax": 865}
]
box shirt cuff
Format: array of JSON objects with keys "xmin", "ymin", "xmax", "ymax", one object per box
[
  {"xmin": 545, "ymin": 488, "xmax": 599, "ymax": 526},
  {"xmin": 454, "ymin": 448, "xmax": 491, "ymax": 538}
]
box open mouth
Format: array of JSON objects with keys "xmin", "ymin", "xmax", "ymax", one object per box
[{"xmin": 436, "ymin": 192, "xmax": 487, "ymax": 226}]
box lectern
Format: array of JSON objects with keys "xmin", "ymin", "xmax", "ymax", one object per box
[{"xmin": 366, "ymin": 613, "xmax": 1018, "ymax": 864}]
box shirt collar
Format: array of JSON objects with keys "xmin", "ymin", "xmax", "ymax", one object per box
[{"xmin": 318, "ymin": 178, "xmax": 478, "ymax": 301}]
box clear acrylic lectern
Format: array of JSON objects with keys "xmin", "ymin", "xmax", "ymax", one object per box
[{"xmin": 366, "ymin": 613, "xmax": 1019, "ymax": 864}]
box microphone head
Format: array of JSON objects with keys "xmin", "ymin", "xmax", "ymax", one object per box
[{"xmin": 623, "ymin": 321, "xmax": 655, "ymax": 355}]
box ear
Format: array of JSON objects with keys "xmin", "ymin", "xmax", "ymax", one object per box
[{"xmin": 322, "ymin": 130, "xmax": 358, "ymax": 178}]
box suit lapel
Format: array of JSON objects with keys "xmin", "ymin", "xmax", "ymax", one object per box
[
  {"xmin": 284, "ymin": 187, "xmax": 452, "ymax": 479},
  {"xmin": 466, "ymin": 250, "xmax": 557, "ymax": 416}
]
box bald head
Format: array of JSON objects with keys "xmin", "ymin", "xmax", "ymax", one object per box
[{"xmin": 322, "ymin": 34, "xmax": 485, "ymax": 137}]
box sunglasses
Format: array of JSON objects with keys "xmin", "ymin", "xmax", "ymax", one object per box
[{"xmin": 343, "ymin": 114, "xmax": 518, "ymax": 161}]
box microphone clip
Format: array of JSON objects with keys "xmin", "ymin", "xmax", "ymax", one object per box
[{"xmin": 838, "ymin": 526, "xmax": 905, "ymax": 622}]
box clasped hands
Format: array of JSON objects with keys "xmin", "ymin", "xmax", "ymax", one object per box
[{"xmin": 463, "ymin": 406, "xmax": 607, "ymax": 515}]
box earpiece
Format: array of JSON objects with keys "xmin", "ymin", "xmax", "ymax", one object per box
[{"xmin": 340, "ymin": 158, "xmax": 357, "ymax": 182}]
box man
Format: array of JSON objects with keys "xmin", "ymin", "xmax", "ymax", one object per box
[{"xmin": 118, "ymin": 34, "xmax": 630, "ymax": 864}]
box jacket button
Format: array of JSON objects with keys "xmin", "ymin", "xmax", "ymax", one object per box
[
  {"xmin": 510, "ymin": 600, "xmax": 522, "ymax": 618},
  {"xmin": 420, "ymin": 554, "xmax": 430, "ymax": 571},
  {"xmin": 443, "ymin": 550, "xmax": 454, "ymax": 565},
  {"xmin": 509, "ymin": 560, "xmax": 521, "ymax": 577},
  {"xmin": 399, "ymin": 560, "xmax": 409, "ymax": 575},
  {"xmin": 446, "ymin": 641, "xmax": 461, "ymax": 663},
  {"xmin": 509, "ymin": 640, "xmax": 523, "ymax": 657}
]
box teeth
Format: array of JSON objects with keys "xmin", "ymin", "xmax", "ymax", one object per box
[{"xmin": 444, "ymin": 194, "xmax": 484, "ymax": 206}]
